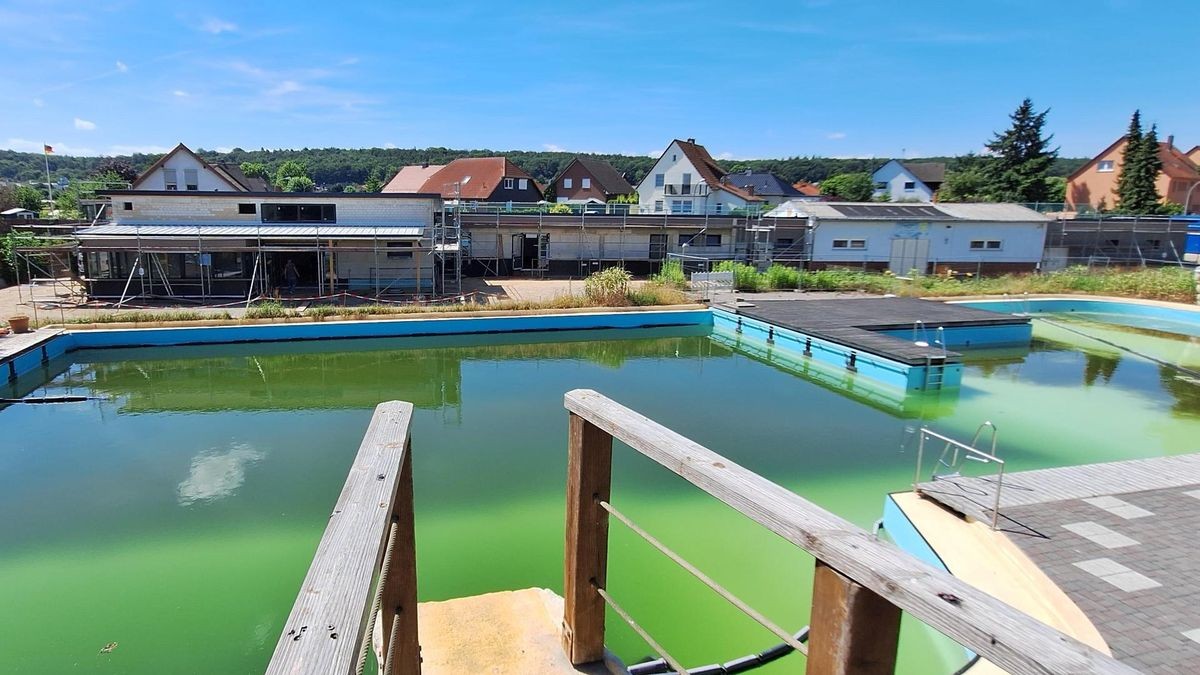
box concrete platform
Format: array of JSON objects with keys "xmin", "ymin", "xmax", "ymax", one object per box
[{"xmin": 414, "ymin": 588, "xmax": 627, "ymax": 675}]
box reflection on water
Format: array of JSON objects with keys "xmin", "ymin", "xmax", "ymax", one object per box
[{"xmin": 178, "ymin": 443, "xmax": 266, "ymax": 506}]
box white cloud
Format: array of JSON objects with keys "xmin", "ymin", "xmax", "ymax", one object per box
[
  {"xmin": 172, "ymin": 89, "xmax": 190, "ymax": 98},
  {"xmin": 73, "ymin": 117, "xmax": 97, "ymax": 131},
  {"xmin": 215, "ymin": 147, "xmax": 233, "ymax": 153},
  {"xmin": 266, "ymin": 80, "xmax": 303, "ymax": 96},
  {"xmin": 200, "ymin": 17, "xmax": 238, "ymax": 34},
  {"xmin": 827, "ymin": 132, "xmax": 847, "ymax": 140},
  {"xmin": 177, "ymin": 443, "xmax": 265, "ymax": 505},
  {"xmin": 108, "ymin": 144, "xmax": 173, "ymax": 155},
  {"xmin": 716, "ymin": 151, "xmax": 734, "ymax": 160},
  {"xmin": 383, "ymin": 142, "xmax": 397, "ymax": 149},
  {"xmin": 4, "ymin": 138, "xmax": 95, "ymax": 155},
  {"xmin": 32, "ymin": 98, "xmax": 44, "ymax": 107},
  {"xmin": 338, "ymin": 56, "xmax": 360, "ymax": 66},
  {"xmin": 543, "ymin": 143, "xmax": 565, "ymax": 152},
  {"xmin": 116, "ymin": 60, "xmax": 128, "ymax": 73}
]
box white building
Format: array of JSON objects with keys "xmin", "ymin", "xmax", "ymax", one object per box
[
  {"xmin": 765, "ymin": 201, "xmax": 1050, "ymax": 274},
  {"xmin": 871, "ymin": 160, "xmax": 945, "ymax": 203},
  {"xmin": 635, "ymin": 139, "xmax": 764, "ymax": 215},
  {"xmin": 129, "ymin": 143, "xmax": 273, "ymax": 192}
]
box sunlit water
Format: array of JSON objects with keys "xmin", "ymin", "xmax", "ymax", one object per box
[{"xmin": 3, "ymin": 317, "xmax": 1199, "ymax": 673}]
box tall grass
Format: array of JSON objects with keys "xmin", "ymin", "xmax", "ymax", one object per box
[{"xmin": 650, "ymin": 259, "xmax": 688, "ymax": 288}]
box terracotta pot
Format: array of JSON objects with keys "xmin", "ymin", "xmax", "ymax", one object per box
[{"xmin": 8, "ymin": 315, "xmax": 31, "ymax": 333}]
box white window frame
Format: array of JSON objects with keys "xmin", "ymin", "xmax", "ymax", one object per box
[
  {"xmin": 903, "ymin": 181, "xmax": 916, "ymax": 191},
  {"xmin": 581, "ymin": 177, "xmax": 591, "ymax": 189},
  {"xmin": 504, "ymin": 178, "xmax": 514, "ymax": 190},
  {"xmin": 1097, "ymin": 160, "xmax": 1115, "ymax": 173},
  {"xmin": 563, "ymin": 178, "xmax": 573, "ymax": 189},
  {"xmin": 832, "ymin": 238, "xmax": 867, "ymax": 249},
  {"xmin": 654, "ymin": 173, "xmax": 665, "ymax": 187},
  {"xmin": 163, "ymin": 168, "xmax": 178, "ymax": 190},
  {"xmin": 654, "ymin": 200, "xmax": 663, "ymax": 212},
  {"xmin": 518, "ymin": 178, "xmax": 528, "ymax": 190},
  {"xmin": 969, "ymin": 240, "xmax": 1003, "ymax": 250},
  {"xmin": 184, "ymin": 168, "xmax": 199, "ymax": 191}
]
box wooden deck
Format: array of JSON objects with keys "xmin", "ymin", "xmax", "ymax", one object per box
[
  {"xmin": 0, "ymin": 328, "xmax": 61, "ymax": 362},
  {"xmin": 916, "ymin": 453, "xmax": 1200, "ymax": 530},
  {"xmin": 726, "ymin": 297, "xmax": 1028, "ymax": 365}
]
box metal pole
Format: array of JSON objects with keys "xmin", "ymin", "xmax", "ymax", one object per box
[
  {"xmin": 26, "ymin": 255, "xmax": 38, "ymax": 326},
  {"xmin": 1184, "ymin": 181, "xmax": 1200, "ymax": 215}
]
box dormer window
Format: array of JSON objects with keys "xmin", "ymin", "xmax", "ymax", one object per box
[{"xmin": 504, "ymin": 178, "xmax": 514, "ymax": 190}]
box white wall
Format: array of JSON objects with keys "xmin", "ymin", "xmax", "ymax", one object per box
[
  {"xmin": 871, "ymin": 161, "xmax": 935, "ymax": 203},
  {"xmin": 812, "ymin": 220, "xmax": 1048, "ymax": 265},
  {"xmin": 116, "ymin": 194, "xmax": 437, "ymax": 227},
  {"xmin": 462, "ymin": 225, "xmax": 737, "ymax": 261},
  {"xmin": 139, "ymin": 152, "xmax": 239, "ymax": 192}
]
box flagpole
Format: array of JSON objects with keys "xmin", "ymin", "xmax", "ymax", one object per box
[{"xmin": 43, "ymin": 144, "xmax": 53, "ymax": 202}]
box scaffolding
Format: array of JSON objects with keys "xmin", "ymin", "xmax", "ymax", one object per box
[{"xmin": 1045, "ymin": 214, "xmax": 1193, "ymax": 268}]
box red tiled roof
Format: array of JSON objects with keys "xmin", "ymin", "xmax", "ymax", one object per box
[
  {"xmin": 1160, "ymin": 143, "xmax": 1200, "ymax": 180},
  {"xmin": 792, "ymin": 180, "xmax": 821, "ymax": 196},
  {"xmin": 673, "ymin": 139, "xmax": 763, "ymax": 202},
  {"xmin": 417, "ymin": 157, "xmax": 536, "ymax": 199},
  {"xmin": 383, "ymin": 165, "xmax": 445, "ymax": 193}
]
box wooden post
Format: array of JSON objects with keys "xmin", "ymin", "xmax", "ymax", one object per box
[
  {"xmin": 562, "ymin": 412, "xmax": 614, "ymax": 665},
  {"xmin": 806, "ymin": 561, "xmax": 901, "ymax": 675},
  {"xmin": 380, "ymin": 442, "xmax": 420, "ymax": 675}
]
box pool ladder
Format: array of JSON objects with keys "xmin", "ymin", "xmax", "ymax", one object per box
[
  {"xmin": 932, "ymin": 422, "xmax": 999, "ymax": 481},
  {"xmin": 913, "ymin": 321, "xmax": 948, "ymax": 390}
]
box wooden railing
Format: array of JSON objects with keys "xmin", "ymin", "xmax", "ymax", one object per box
[
  {"xmin": 265, "ymin": 401, "xmax": 420, "ymax": 675},
  {"xmin": 562, "ymin": 389, "xmax": 1135, "ymax": 675}
]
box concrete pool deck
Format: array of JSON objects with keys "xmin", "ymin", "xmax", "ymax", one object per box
[{"xmin": 898, "ymin": 453, "xmax": 1200, "ymax": 673}]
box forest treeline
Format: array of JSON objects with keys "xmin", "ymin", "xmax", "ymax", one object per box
[{"xmin": 0, "ymin": 146, "xmax": 1088, "ymax": 192}]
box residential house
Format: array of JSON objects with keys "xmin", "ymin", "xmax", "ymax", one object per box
[
  {"xmin": 383, "ymin": 164, "xmax": 444, "ymax": 193},
  {"xmin": 384, "ymin": 157, "xmax": 542, "ymax": 202},
  {"xmin": 1066, "ymin": 136, "xmax": 1200, "ymax": 213},
  {"xmin": 871, "ymin": 161, "xmax": 945, "ymax": 202},
  {"xmin": 635, "ymin": 139, "xmax": 764, "ymax": 214},
  {"xmin": 718, "ymin": 170, "xmax": 804, "ymax": 206},
  {"xmin": 84, "ymin": 190, "xmax": 443, "ymax": 299},
  {"xmin": 765, "ymin": 201, "xmax": 1049, "ymax": 274},
  {"xmin": 130, "ymin": 143, "xmax": 273, "ymax": 192},
  {"xmin": 551, "ymin": 157, "xmax": 634, "ymax": 203},
  {"xmin": 792, "ymin": 180, "xmax": 825, "ymax": 201},
  {"xmin": 1, "ymin": 207, "xmax": 36, "ymax": 220}
]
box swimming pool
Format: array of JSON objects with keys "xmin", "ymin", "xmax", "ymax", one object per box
[{"xmin": 3, "ymin": 301, "xmax": 1199, "ymax": 673}]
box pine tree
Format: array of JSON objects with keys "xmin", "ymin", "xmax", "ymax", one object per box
[
  {"xmin": 983, "ymin": 98, "xmax": 1059, "ymax": 203},
  {"xmin": 1113, "ymin": 111, "xmax": 1164, "ymax": 214}
]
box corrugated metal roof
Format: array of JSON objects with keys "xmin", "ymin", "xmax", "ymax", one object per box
[
  {"xmin": 765, "ymin": 200, "xmax": 1049, "ymax": 222},
  {"xmin": 77, "ymin": 224, "xmax": 425, "ymax": 239}
]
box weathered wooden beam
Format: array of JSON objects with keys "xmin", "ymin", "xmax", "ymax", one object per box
[
  {"xmin": 381, "ymin": 443, "xmax": 420, "ymax": 675},
  {"xmin": 561, "ymin": 412, "xmax": 614, "ymax": 665},
  {"xmin": 806, "ymin": 561, "xmax": 900, "ymax": 675},
  {"xmin": 265, "ymin": 401, "xmax": 417, "ymax": 675},
  {"xmin": 563, "ymin": 389, "xmax": 1136, "ymax": 675}
]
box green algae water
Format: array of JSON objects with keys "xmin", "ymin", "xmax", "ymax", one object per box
[{"xmin": 3, "ymin": 318, "xmax": 1200, "ymax": 674}]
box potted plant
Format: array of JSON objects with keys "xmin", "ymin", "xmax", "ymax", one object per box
[{"xmin": 8, "ymin": 315, "xmax": 31, "ymax": 333}]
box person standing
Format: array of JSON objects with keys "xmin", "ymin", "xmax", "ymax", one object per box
[{"xmin": 283, "ymin": 259, "xmax": 300, "ymax": 295}]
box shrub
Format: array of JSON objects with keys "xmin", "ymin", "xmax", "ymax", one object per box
[
  {"xmin": 651, "ymin": 259, "xmax": 688, "ymax": 288},
  {"xmin": 714, "ymin": 261, "xmax": 764, "ymax": 291},
  {"xmin": 763, "ymin": 264, "xmax": 800, "ymax": 290},
  {"xmin": 584, "ymin": 266, "xmax": 633, "ymax": 305},
  {"xmin": 245, "ymin": 300, "xmax": 291, "ymax": 319},
  {"xmin": 628, "ymin": 283, "xmax": 689, "ymax": 306}
]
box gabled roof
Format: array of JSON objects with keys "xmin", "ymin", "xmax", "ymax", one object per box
[
  {"xmin": 565, "ymin": 157, "xmax": 634, "ymax": 195},
  {"xmin": 383, "ymin": 164, "xmax": 445, "ymax": 193},
  {"xmin": 900, "ymin": 162, "xmax": 945, "ymax": 185},
  {"xmin": 671, "ymin": 139, "xmax": 762, "ymax": 201},
  {"xmin": 720, "ymin": 170, "xmax": 802, "ymax": 198},
  {"xmin": 214, "ymin": 163, "xmax": 273, "ymax": 191},
  {"xmin": 792, "ymin": 180, "xmax": 822, "ymax": 196},
  {"xmin": 1, "ymin": 207, "xmax": 35, "ymax": 215},
  {"xmin": 130, "ymin": 143, "xmax": 244, "ymax": 191},
  {"xmin": 1068, "ymin": 136, "xmax": 1200, "ymax": 182},
  {"xmin": 417, "ymin": 157, "xmax": 537, "ymax": 199}
]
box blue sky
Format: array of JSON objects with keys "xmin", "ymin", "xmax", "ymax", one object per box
[{"xmin": 2, "ymin": 0, "xmax": 1198, "ymax": 159}]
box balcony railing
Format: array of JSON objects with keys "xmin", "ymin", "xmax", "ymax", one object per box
[{"xmin": 662, "ymin": 183, "xmax": 708, "ymax": 196}]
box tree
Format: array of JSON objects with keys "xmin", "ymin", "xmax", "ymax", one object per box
[
  {"xmin": 280, "ymin": 176, "xmax": 316, "ymax": 192},
  {"xmin": 1113, "ymin": 111, "xmax": 1164, "ymax": 214},
  {"xmin": 1046, "ymin": 176, "xmax": 1066, "ymax": 203},
  {"xmin": 91, "ymin": 158, "xmax": 139, "ymax": 182},
  {"xmin": 240, "ymin": 162, "xmax": 269, "ymax": 179},
  {"xmin": 13, "ymin": 185, "xmax": 43, "ymax": 211},
  {"xmin": 938, "ymin": 154, "xmax": 993, "ymax": 202},
  {"xmin": 274, "ymin": 160, "xmax": 311, "ymax": 191},
  {"xmin": 983, "ymin": 98, "xmax": 1058, "ymax": 202},
  {"xmin": 363, "ymin": 167, "xmax": 384, "ymax": 193},
  {"xmin": 819, "ymin": 172, "xmax": 874, "ymax": 201}
]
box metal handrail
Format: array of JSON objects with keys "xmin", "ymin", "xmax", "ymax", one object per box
[{"xmin": 913, "ymin": 424, "xmax": 1006, "ymax": 529}]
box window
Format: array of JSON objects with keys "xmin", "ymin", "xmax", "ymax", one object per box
[
  {"xmin": 678, "ymin": 232, "xmax": 701, "ymax": 246},
  {"xmin": 386, "ymin": 241, "xmax": 414, "ymax": 259},
  {"xmin": 682, "ymin": 172, "xmax": 692, "ymax": 194},
  {"xmin": 1097, "ymin": 160, "xmax": 1115, "ymax": 173},
  {"xmin": 832, "ymin": 239, "xmax": 867, "ymax": 249},
  {"xmin": 503, "ymin": 178, "xmax": 514, "ymax": 190},
  {"xmin": 654, "ymin": 173, "xmax": 665, "ymax": 187},
  {"xmin": 969, "ymin": 240, "xmax": 1002, "ymax": 250},
  {"xmin": 705, "ymin": 234, "xmax": 722, "ymax": 247},
  {"xmin": 210, "ymin": 252, "xmax": 246, "ymax": 279},
  {"xmin": 261, "ymin": 203, "xmax": 336, "ymax": 222},
  {"xmin": 670, "ymin": 200, "xmax": 693, "ymax": 214},
  {"xmin": 518, "ymin": 178, "xmax": 528, "ymax": 190},
  {"xmin": 238, "ymin": 203, "xmax": 257, "ymax": 215},
  {"xmin": 122, "ymin": 202, "xmax": 133, "ymax": 211},
  {"xmin": 163, "ymin": 168, "xmax": 178, "ymax": 190},
  {"xmin": 903, "ymin": 181, "xmax": 916, "ymax": 191},
  {"xmin": 581, "ymin": 177, "xmax": 591, "ymax": 189},
  {"xmin": 671, "ymin": 154, "xmax": 677, "ymax": 162},
  {"xmin": 184, "ymin": 168, "xmax": 199, "ymax": 191},
  {"xmin": 874, "ymin": 182, "xmax": 887, "ymax": 191},
  {"xmin": 775, "ymin": 238, "xmax": 794, "ymax": 249},
  {"xmin": 654, "ymin": 200, "xmax": 664, "ymax": 212},
  {"xmin": 714, "ymin": 202, "xmax": 723, "ymax": 214},
  {"xmin": 563, "ymin": 178, "xmax": 573, "ymax": 189}
]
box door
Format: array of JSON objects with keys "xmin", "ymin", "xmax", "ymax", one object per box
[
  {"xmin": 522, "ymin": 236, "xmax": 539, "ymax": 271},
  {"xmin": 649, "ymin": 234, "xmax": 667, "ymax": 261},
  {"xmin": 537, "ymin": 234, "xmax": 549, "ymax": 270},
  {"xmin": 511, "ymin": 234, "xmax": 524, "ymax": 270},
  {"xmin": 889, "ymin": 238, "xmax": 929, "ymax": 276}
]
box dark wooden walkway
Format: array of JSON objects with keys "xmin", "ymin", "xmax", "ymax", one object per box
[{"xmin": 726, "ymin": 297, "xmax": 1028, "ymax": 365}]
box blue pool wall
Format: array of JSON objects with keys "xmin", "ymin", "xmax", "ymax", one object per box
[
  {"xmin": 955, "ymin": 297, "xmax": 1200, "ymax": 337},
  {"xmin": 711, "ymin": 308, "xmax": 963, "ymax": 392},
  {"xmin": 5, "ymin": 309, "xmax": 711, "ymax": 383},
  {"xmin": 875, "ymin": 323, "xmax": 1033, "ymax": 349}
]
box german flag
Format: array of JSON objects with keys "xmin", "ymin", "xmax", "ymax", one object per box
[{"xmin": 43, "ymin": 144, "xmax": 54, "ymax": 154}]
